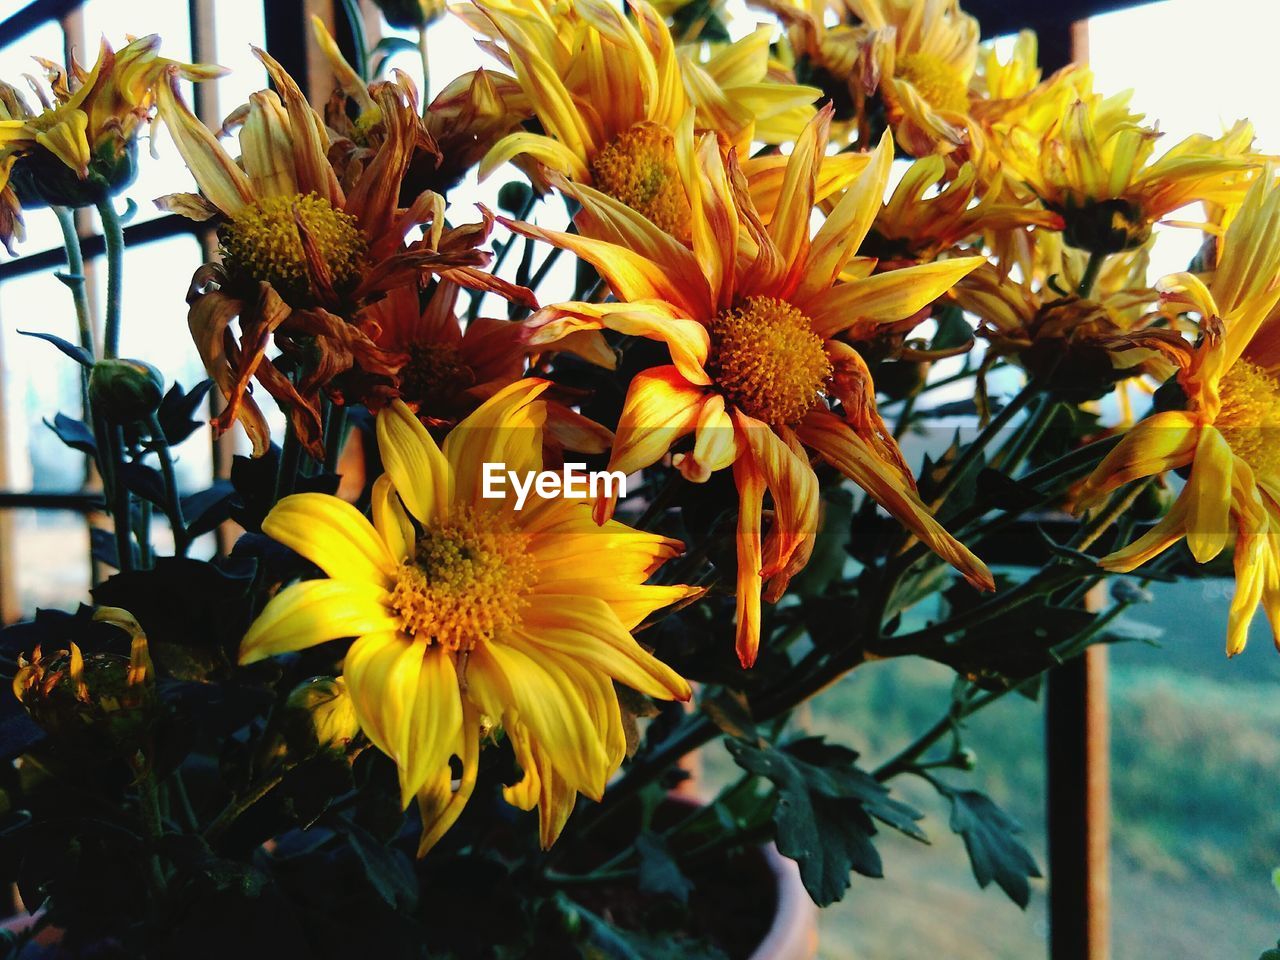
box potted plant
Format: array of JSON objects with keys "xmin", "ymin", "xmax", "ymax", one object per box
[{"xmin": 0, "ymin": 0, "xmax": 1271, "ymax": 957}]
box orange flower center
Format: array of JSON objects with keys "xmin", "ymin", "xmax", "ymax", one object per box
[
  {"xmin": 1216, "ymin": 358, "xmax": 1280, "ymax": 480},
  {"xmin": 895, "ymin": 52, "xmax": 970, "ymax": 115},
  {"xmin": 221, "ymin": 192, "xmax": 367, "ymax": 303},
  {"xmin": 707, "ymin": 296, "xmax": 832, "ymax": 426},
  {"xmin": 388, "ymin": 505, "xmax": 537, "ymax": 651},
  {"xmin": 589, "ymin": 122, "xmax": 692, "ymax": 242},
  {"xmin": 399, "ymin": 343, "xmax": 476, "ymax": 416}
]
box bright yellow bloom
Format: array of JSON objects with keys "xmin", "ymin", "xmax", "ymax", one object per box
[
  {"xmin": 507, "ymin": 108, "xmax": 992, "ymax": 666},
  {"xmin": 240, "ymin": 381, "xmax": 695, "ymax": 851},
  {"xmin": 996, "ymin": 67, "xmax": 1259, "ymax": 253},
  {"xmin": 467, "ymin": 0, "xmax": 817, "ymax": 234},
  {"xmin": 1078, "ymin": 175, "xmax": 1280, "ymax": 656},
  {"xmin": 0, "ymin": 36, "xmax": 221, "ymax": 247}
]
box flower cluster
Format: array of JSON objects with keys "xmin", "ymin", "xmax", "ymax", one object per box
[{"xmin": 3, "ymin": 0, "xmax": 1279, "ymax": 950}]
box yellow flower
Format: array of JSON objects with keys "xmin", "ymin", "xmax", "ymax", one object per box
[
  {"xmin": 996, "ymin": 67, "xmax": 1259, "ymax": 253},
  {"xmin": 866, "ymin": 154, "xmax": 1060, "ymax": 262},
  {"xmin": 156, "ymin": 49, "xmax": 500, "ymax": 458},
  {"xmin": 764, "ymin": 0, "xmax": 977, "ymax": 155},
  {"xmin": 954, "ymin": 233, "xmax": 1174, "ymax": 403},
  {"xmin": 240, "ymin": 381, "xmax": 696, "ymax": 851},
  {"xmin": 506, "ymin": 108, "xmax": 992, "ymax": 666},
  {"xmin": 0, "ymin": 36, "xmax": 221, "ymax": 247},
  {"xmin": 1077, "ymin": 175, "xmax": 1280, "ymax": 656},
  {"xmin": 468, "ymin": 0, "xmax": 817, "ymax": 235}
]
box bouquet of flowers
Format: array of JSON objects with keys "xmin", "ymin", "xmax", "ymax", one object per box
[{"xmin": 0, "ymin": 0, "xmax": 1273, "ymax": 956}]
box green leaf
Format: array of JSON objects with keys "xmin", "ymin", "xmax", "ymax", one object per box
[
  {"xmin": 560, "ymin": 893, "xmax": 727, "ymax": 960},
  {"xmin": 939, "ymin": 785, "xmax": 1041, "ymax": 908},
  {"xmin": 17, "ymin": 329, "xmax": 92, "ymax": 367},
  {"xmin": 727, "ymin": 737, "xmax": 925, "ymax": 906},
  {"xmin": 342, "ymin": 820, "xmax": 419, "ymax": 912},
  {"xmin": 635, "ymin": 830, "xmax": 693, "ymax": 905}
]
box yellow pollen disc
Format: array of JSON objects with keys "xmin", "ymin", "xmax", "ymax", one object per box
[
  {"xmin": 388, "ymin": 506, "xmax": 537, "ymax": 651},
  {"xmin": 220, "ymin": 192, "xmax": 367, "ymax": 303},
  {"xmin": 894, "ymin": 53, "xmax": 970, "ymax": 115},
  {"xmin": 589, "ymin": 122, "xmax": 692, "ymax": 242},
  {"xmin": 399, "ymin": 343, "xmax": 476, "ymax": 415},
  {"xmin": 1215, "ymin": 359, "xmax": 1280, "ymax": 480},
  {"xmin": 708, "ymin": 296, "xmax": 832, "ymax": 426}
]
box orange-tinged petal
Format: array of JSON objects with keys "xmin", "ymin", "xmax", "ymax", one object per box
[
  {"xmin": 479, "ymin": 131, "xmax": 589, "ymax": 182},
  {"xmin": 732, "ymin": 453, "xmax": 766, "ymax": 667},
  {"xmin": 805, "ymin": 258, "xmax": 986, "ymax": 338},
  {"xmin": 1098, "ymin": 490, "xmax": 1189, "ymax": 573},
  {"xmin": 677, "ymin": 393, "xmax": 738, "ymax": 482},
  {"xmin": 797, "ymin": 410, "xmax": 994, "ymax": 591},
  {"xmin": 263, "ymin": 493, "xmax": 398, "ymax": 585},
  {"xmin": 608, "ymin": 366, "xmax": 708, "ymax": 478},
  {"xmin": 734, "ymin": 410, "xmax": 818, "ymax": 584},
  {"xmin": 1077, "ymin": 411, "xmax": 1200, "ymax": 508},
  {"xmin": 238, "ymin": 579, "xmax": 396, "ymax": 664}
]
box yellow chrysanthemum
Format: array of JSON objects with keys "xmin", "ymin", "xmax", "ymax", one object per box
[
  {"xmin": 996, "ymin": 67, "xmax": 1259, "ymax": 253},
  {"xmin": 467, "ymin": 0, "xmax": 818, "ymax": 229},
  {"xmin": 239, "ymin": 381, "xmax": 696, "ymax": 851},
  {"xmin": 1077, "ymin": 174, "xmax": 1280, "ymax": 656},
  {"xmin": 507, "ymin": 107, "xmax": 992, "ymax": 666},
  {"xmin": 0, "ymin": 35, "xmax": 221, "ymax": 248}
]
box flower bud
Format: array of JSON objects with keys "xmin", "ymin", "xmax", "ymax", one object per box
[
  {"xmin": 10, "ymin": 136, "xmax": 138, "ymax": 208},
  {"xmin": 284, "ymin": 677, "xmax": 361, "ymax": 755},
  {"xmin": 89, "ymin": 359, "xmax": 165, "ymax": 424},
  {"xmin": 371, "ymin": 0, "xmax": 445, "ymax": 29}
]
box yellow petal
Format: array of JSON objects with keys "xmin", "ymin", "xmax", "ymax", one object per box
[
  {"xmin": 263, "ymin": 493, "xmax": 397, "ymax": 585},
  {"xmin": 806, "ymin": 257, "xmax": 986, "ymax": 338},
  {"xmin": 417, "ymin": 702, "xmax": 481, "ymax": 856},
  {"xmin": 1185, "ymin": 427, "xmax": 1234, "ymax": 563},
  {"xmin": 519, "ymin": 595, "xmax": 691, "ymax": 700},
  {"xmin": 371, "ymin": 474, "xmax": 415, "ymax": 563},
  {"xmin": 376, "ymin": 400, "xmax": 452, "ymax": 525},
  {"xmin": 239, "ymin": 579, "xmax": 396, "ymax": 664},
  {"xmin": 732, "ymin": 454, "xmax": 766, "ymax": 667},
  {"xmin": 608, "ymin": 366, "xmax": 707, "ymax": 477},
  {"xmin": 1077, "ymin": 412, "xmax": 1200, "ymax": 508},
  {"xmin": 156, "ymin": 73, "xmax": 252, "ymax": 218}
]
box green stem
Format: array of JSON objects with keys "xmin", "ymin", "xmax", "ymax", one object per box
[
  {"xmin": 339, "ymin": 0, "xmax": 369, "ymax": 81},
  {"xmin": 929, "ymin": 379, "xmax": 1039, "ymax": 508},
  {"xmin": 203, "ymin": 770, "xmax": 288, "ymax": 843},
  {"xmin": 108, "ymin": 426, "xmax": 134, "ymax": 572},
  {"xmin": 324, "ymin": 402, "xmax": 348, "ymax": 474},
  {"xmin": 274, "ymin": 422, "xmax": 303, "ymax": 502},
  {"xmin": 147, "ymin": 413, "xmax": 190, "ymax": 555},
  {"xmin": 53, "ymin": 204, "xmax": 95, "ymax": 362},
  {"xmin": 1077, "ymin": 250, "xmax": 1107, "ymax": 298},
  {"xmin": 96, "ymin": 196, "xmax": 126, "ymax": 359},
  {"xmin": 990, "ymin": 394, "xmax": 1058, "ymax": 475}
]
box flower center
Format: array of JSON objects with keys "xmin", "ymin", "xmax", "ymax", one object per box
[
  {"xmin": 895, "ymin": 52, "xmax": 970, "ymax": 115},
  {"xmin": 220, "ymin": 192, "xmax": 367, "ymax": 304},
  {"xmin": 398, "ymin": 343, "xmax": 476, "ymax": 416},
  {"xmin": 589, "ymin": 122, "xmax": 691, "ymax": 242},
  {"xmin": 388, "ymin": 506, "xmax": 538, "ymax": 651},
  {"xmin": 707, "ymin": 296, "xmax": 832, "ymax": 426},
  {"xmin": 1215, "ymin": 358, "xmax": 1280, "ymax": 480}
]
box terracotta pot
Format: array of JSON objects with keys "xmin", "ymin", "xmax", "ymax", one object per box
[{"xmin": 748, "ymin": 844, "xmax": 818, "ymax": 960}]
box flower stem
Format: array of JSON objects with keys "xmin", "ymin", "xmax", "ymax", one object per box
[
  {"xmin": 148, "ymin": 413, "xmax": 190, "ymax": 555},
  {"xmin": 96, "ymin": 196, "xmax": 126, "ymax": 359},
  {"xmin": 53, "ymin": 205, "xmax": 95, "ymax": 360},
  {"xmin": 274, "ymin": 421, "xmax": 303, "ymax": 502},
  {"xmin": 323, "ymin": 402, "xmax": 348, "ymax": 474},
  {"xmin": 339, "ymin": 0, "xmax": 369, "ymax": 81},
  {"xmin": 1077, "ymin": 249, "xmax": 1107, "ymax": 299},
  {"xmin": 203, "ymin": 770, "xmax": 288, "ymax": 842},
  {"xmin": 108, "ymin": 426, "xmax": 133, "ymax": 572}
]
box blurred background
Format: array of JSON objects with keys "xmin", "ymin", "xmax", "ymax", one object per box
[{"xmin": 0, "ymin": 0, "xmax": 1276, "ymax": 956}]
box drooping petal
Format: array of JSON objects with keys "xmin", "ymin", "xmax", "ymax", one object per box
[
  {"xmin": 608, "ymin": 366, "xmax": 708, "ymax": 480},
  {"xmin": 417, "ymin": 701, "xmax": 482, "ymax": 856},
  {"xmin": 732, "ymin": 453, "xmax": 766, "ymax": 667},
  {"xmin": 239, "ymin": 580, "xmax": 397, "ymax": 664},
  {"xmin": 676, "ymin": 393, "xmax": 738, "ymax": 482},
  {"xmin": 1076, "ymin": 411, "xmax": 1200, "ymax": 508},
  {"xmin": 263, "ymin": 493, "xmax": 398, "ymax": 585},
  {"xmin": 1185, "ymin": 426, "xmax": 1234, "ymax": 563},
  {"xmin": 155, "ymin": 71, "xmax": 252, "ymax": 218}
]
